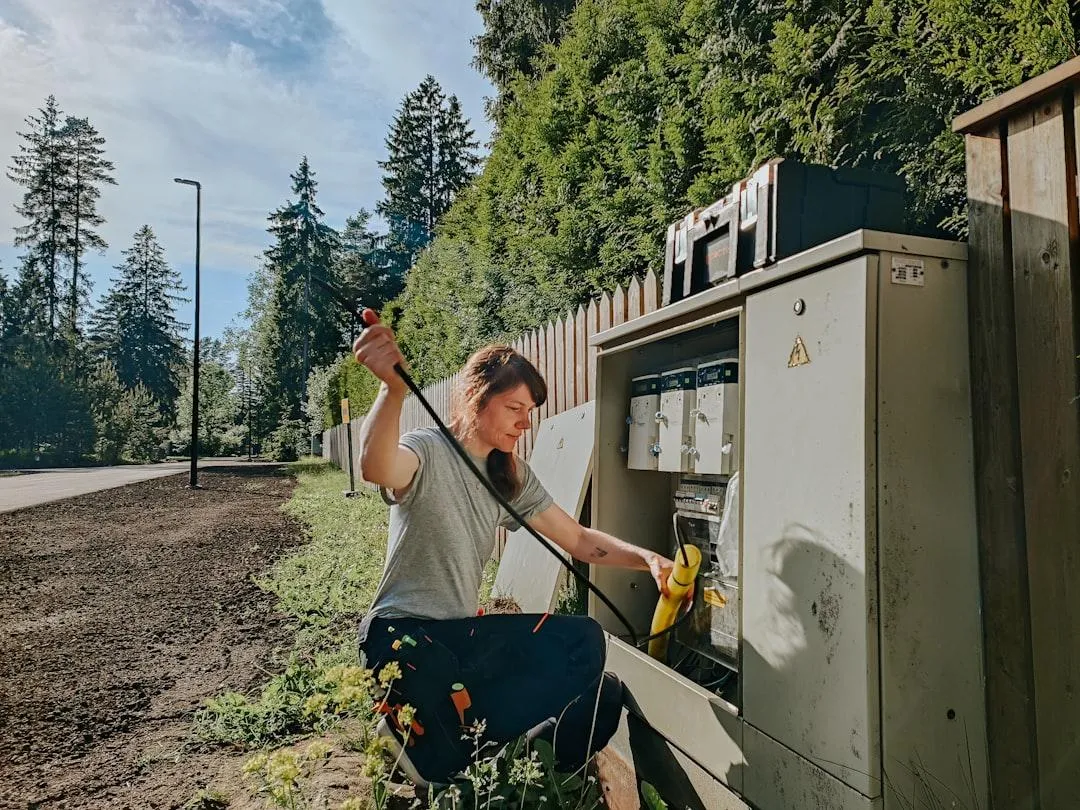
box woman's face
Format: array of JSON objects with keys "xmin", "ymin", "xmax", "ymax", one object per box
[{"xmin": 474, "ymin": 382, "xmax": 536, "ymax": 454}]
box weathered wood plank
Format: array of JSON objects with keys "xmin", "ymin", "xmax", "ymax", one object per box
[
  {"xmin": 954, "ymin": 56, "xmax": 1080, "ymax": 134},
  {"xmin": 965, "ymin": 126, "xmax": 1040, "ymax": 810},
  {"xmin": 612, "ymin": 285, "xmax": 627, "ymax": 326},
  {"xmin": 1007, "ymin": 95, "xmax": 1080, "ymax": 808},
  {"xmin": 644, "ymin": 268, "xmax": 660, "ymax": 314},
  {"xmin": 627, "ymin": 275, "xmax": 643, "ymax": 320},
  {"xmin": 536, "ymin": 325, "xmax": 549, "ymax": 424},
  {"xmin": 545, "ymin": 321, "xmax": 558, "ymax": 418},
  {"xmin": 557, "ymin": 316, "xmax": 569, "ymax": 414},
  {"xmin": 587, "ymin": 297, "xmax": 604, "ymax": 401},
  {"xmin": 575, "ymin": 306, "xmax": 587, "ymax": 408}
]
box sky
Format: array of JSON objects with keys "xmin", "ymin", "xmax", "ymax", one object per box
[{"xmin": 0, "ymin": 0, "xmax": 494, "ymax": 341}]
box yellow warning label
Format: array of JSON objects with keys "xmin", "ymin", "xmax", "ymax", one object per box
[
  {"xmin": 788, "ymin": 336, "xmax": 811, "ymax": 368},
  {"xmin": 703, "ymin": 588, "xmax": 728, "ymax": 608}
]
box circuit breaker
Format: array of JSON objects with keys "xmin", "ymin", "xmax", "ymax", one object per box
[
  {"xmin": 673, "ymin": 475, "xmax": 740, "ymax": 673},
  {"xmin": 657, "ymin": 367, "xmax": 696, "ymax": 472},
  {"xmin": 627, "ymin": 374, "xmax": 660, "ymax": 470},
  {"xmin": 691, "ymin": 359, "xmax": 739, "ymax": 475}
]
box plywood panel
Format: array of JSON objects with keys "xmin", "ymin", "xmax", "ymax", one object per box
[{"xmin": 493, "ymin": 402, "xmax": 595, "ymax": 613}]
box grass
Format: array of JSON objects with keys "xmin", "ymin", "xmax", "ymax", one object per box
[{"xmin": 261, "ymin": 459, "xmax": 389, "ymax": 647}]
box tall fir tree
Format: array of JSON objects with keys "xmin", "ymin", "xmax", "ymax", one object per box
[
  {"xmin": 224, "ymin": 326, "xmax": 264, "ymax": 458},
  {"xmin": 88, "ymin": 225, "xmax": 188, "ymax": 416},
  {"xmin": 253, "ymin": 157, "xmax": 342, "ymax": 422},
  {"xmin": 376, "ymin": 76, "xmax": 480, "ymax": 280},
  {"xmin": 61, "ymin": 116, "xmax": 115, "ymax": 332},
  {"xmin": 6, "ymin": 96, "xmax": 71, "ymax": 340},
  {"xmin": 6, "ymin": 98, "xmax": 115, "ymax": 339},
  {"xmin": 334, "ymin": 208, "xmax": 399, "ymax": 315}
]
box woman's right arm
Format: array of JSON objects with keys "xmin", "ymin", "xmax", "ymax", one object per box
[{"xmin": 353, "ymin": 310, "xmax": 420, "ymax": 491}]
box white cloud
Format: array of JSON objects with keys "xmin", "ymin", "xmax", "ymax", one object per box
[{"xmin": 0, "ymin": 0, "xmax": 493, "ymax": 335}]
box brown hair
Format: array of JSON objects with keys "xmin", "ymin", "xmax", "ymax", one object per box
[{"xmin": 449, "ymin": 345, "xmax": 547, "ymax": 500}]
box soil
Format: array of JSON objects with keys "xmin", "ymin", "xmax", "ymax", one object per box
[{"xmin": 0, "ymin": 465, "xmax": 305, "ymax": 810}]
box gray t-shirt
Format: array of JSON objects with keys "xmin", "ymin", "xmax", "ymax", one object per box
[{"xmin": 365, "ymin": 427, "xmax": 554, "ymax": 622}]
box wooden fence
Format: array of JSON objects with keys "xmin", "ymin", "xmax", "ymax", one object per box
[
  {"xmin": 954, "ymin": 56, "xmax": 1080, "ymax": 810},
  {"xmin": 322, "ymin": 268, "xmax": 662, "ymax": 495}
]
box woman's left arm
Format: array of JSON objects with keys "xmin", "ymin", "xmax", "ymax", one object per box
[{"xmin": 527, "ymin": 503, "xmax": 674, "ymax": 595}]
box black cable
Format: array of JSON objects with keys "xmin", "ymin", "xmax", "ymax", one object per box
[
  {"xmin": 672, "ymin": 513, "xmax": 691, "ymax": 568},
  {"xmin": 315, "ymin": 277, "xmax": 641, "ymax": 644}
]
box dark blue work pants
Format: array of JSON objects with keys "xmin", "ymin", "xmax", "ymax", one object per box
[{"xmin": 358, "ymin": 613, "xmax": 624, "ymax": 783}]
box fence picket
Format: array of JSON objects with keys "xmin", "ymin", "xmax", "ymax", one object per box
[
  {"xmin": 613, "ymin": 285, "xmax": 627, "ymax": 326},
  {"xmin": 628, "ymin": 275, "xmax": 643, "ymax": 320},
  {"xmin": 586, "ymin": 298, "xmax": 600, "ymax": 401},
  {"xmin": 545, "ymin": 321, "xmax": 558, "ymax": 417},
  {"xmin": 557, "ymin": 316, "xmax": 568, "ymax": 414},
  {"xmin": 574, "ymin": 306, "xmax": 587, "ymax": 407},
  {"xmin": 644, "ymin": 268, "xmax": 660, "ymax": 314}
]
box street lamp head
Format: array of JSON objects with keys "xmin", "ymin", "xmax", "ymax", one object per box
[{"xmin": 174, "ymin": 177, "xmax": 200, "ymax": 188}]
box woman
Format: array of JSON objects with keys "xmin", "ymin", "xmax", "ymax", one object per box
[{"xmin": 352, "ymin": 308, "xmax": 673, "ymax": 786}]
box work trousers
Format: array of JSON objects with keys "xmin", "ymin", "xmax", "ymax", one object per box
[{"xmin": 358, "ymin": 613, "xmax": 624, "ymax": 783}]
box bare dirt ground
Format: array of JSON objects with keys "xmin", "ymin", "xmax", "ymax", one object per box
[{"xmin": 0, "ymin": 465, "xmax": 302, "ymax": 810}]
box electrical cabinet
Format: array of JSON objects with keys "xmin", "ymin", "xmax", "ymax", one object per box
[{"xmin": 589, "ymin": 231, "xmax": 988, "ymax": 810}]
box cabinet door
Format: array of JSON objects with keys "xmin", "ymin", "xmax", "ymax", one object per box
[{"xmin": 742, "ymin": 256, "xmax": 881, "ymax": 797}]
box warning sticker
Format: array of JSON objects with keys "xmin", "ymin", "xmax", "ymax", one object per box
[
  {"xmin": 788, "ymin": 336, "xmax": 811, "ymax": 368},
  {"xmin": 891, "ymin": 256, "xmax": 926, "ymax": 286}
]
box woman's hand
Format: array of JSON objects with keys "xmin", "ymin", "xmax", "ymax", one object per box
[
  {"xmin": 645, "ymin": 552, "xmax": 676, "ymax": 597},
  {"xmin": 352, "ymin": 309, "xmax": 407, "ymax": 392},
  {"xmin": 645, "ymin": 550, "xmax": 696, "ymax": 603}
]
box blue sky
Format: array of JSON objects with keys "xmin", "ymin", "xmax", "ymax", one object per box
[{"xmin": 0, "ymin": 0, "xmax": 494, "ymax": 341}]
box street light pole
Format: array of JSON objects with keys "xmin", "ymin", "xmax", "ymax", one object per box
[{"xmin": 174, "ymin": 177, "xmax": 202, "ymax": 489}]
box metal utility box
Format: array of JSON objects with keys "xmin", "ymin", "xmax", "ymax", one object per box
[{"xmin": 590, "ymin": 231, "xmax": 988, "ymax": 810}]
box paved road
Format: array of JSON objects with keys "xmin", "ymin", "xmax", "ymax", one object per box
[{"xmin": 0, "ymin": 460, "xmax": 248, "ymax": 513}]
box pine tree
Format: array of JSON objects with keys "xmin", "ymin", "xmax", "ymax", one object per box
[
  {"xmin": 60, "ymin": 116, "xmax": 115, "ymax": 331},
  {"xmin": 88, "ymin": 225, "xmax": 188, "ymax": 415},
  {"xmin": 376, "ymin": 76, "xmax": 480, "ymax": 279},
  {"xmin": 119, "ymin": 383, "xmax": 167, "ymax": 461},
  {"xmin": 335, "ymin": 209, "xmax": 398, "ymax": 315},
  {"xmin": 222, "ymin": 325, "xmax": 264, "ymax": 458},
  {"xmin": 252, "ymin": 158, "xmax": 342, "ymax": 421},
  {"xmin": 86, "ymin": 359, "xmax": 127, "ymax": 464},
  {"xmin": 6, "ymin": 96, "xmax": 72, "ymax": 340},
  {"xmin": 171, "ymin": 358, "xmax": 239, "ymax": 456}
]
